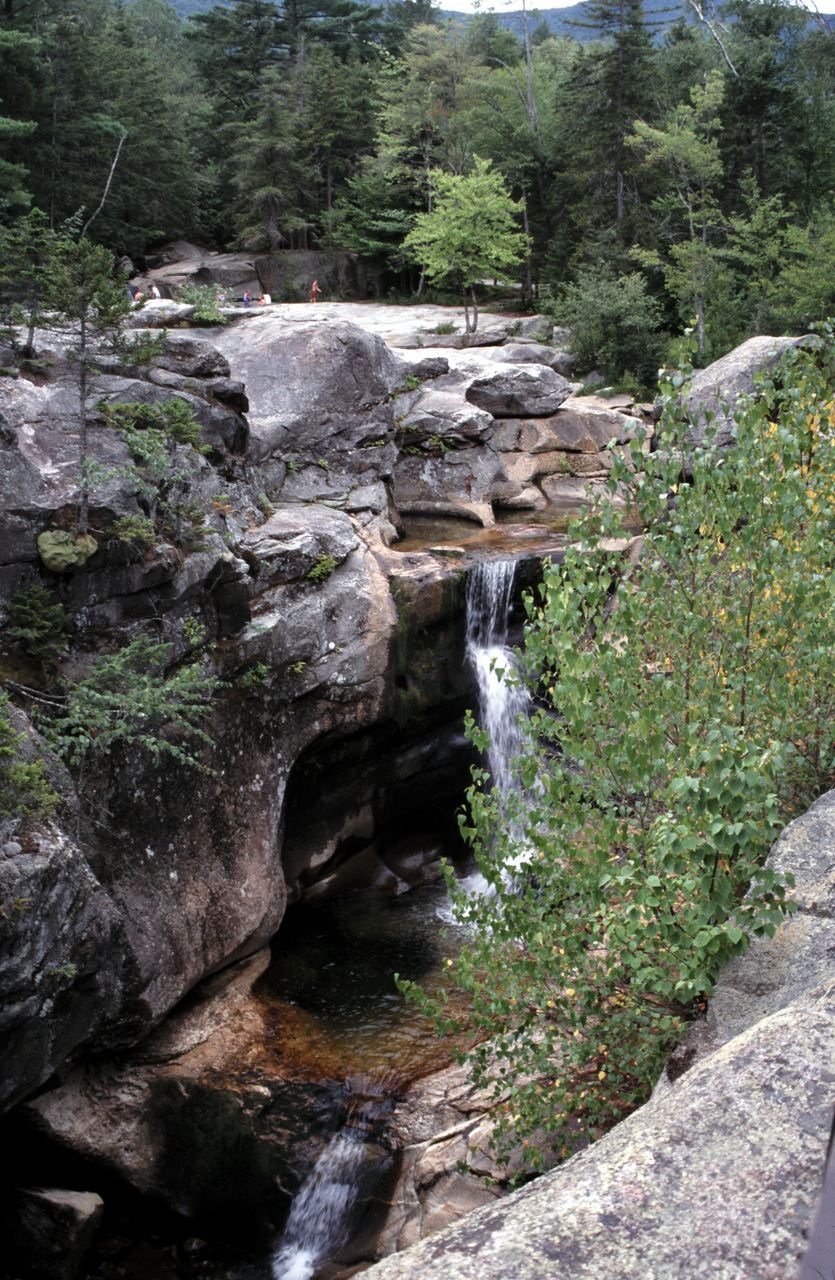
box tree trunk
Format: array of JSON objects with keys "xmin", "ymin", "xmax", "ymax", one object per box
[
  {"xmin": 78, "ymin": 314, "xmax": 89, "ymax": 535},
  {"xmin": 522, "ymin": 191, "xmax": 532, "ymax": 307},
  {"xmin": 466, "ymin": 284, "xmax": 478, "ymax": 333}
]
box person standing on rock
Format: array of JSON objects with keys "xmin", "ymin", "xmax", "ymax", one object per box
[
  {"xmin": 243, "ymin": 290, "xmax": 252, "ymax": 308},
  {"xmin": 310, "ymin": 279, "xmax": 322, "ymax": 303}
]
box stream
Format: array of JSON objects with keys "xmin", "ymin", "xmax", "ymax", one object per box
[{"xmin": 266, "ymin": 557, "xmax": 531, "ymax": 1280}]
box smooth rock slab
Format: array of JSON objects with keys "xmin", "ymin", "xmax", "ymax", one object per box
[
  {"xmin": 365, "ymin": 988, "xmax": 834, "ymax": 1280},
  {"xmin": 465, "ymin": 365, "xmax": 571, "ymax": 418}
]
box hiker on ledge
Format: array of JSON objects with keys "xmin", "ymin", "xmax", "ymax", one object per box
[{"xmin": 310, "ymin": 279, "xmax": 323, "ymax": 303}]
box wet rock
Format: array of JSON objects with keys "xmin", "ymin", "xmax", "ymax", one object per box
[
  {"xmin": 6, "ymin": 1187, "xmax": 104, "ymax": 1280},
  {"xmin": 21, "ymin": 950, "xmax": 367, "ymax": 1221}
]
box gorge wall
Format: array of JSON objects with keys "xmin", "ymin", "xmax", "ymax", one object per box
[{"xmin": 0, "ymin": 293, "xmax": 811, "ymax": 1277}]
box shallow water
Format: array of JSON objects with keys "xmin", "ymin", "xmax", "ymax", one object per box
[
  {"xmin": 257, "ymin": 880, "xmax": 470, "ymax": 1088},
  {"xmin": 393, "ymin": 514, "xmax": 570, "ymax": 558}
]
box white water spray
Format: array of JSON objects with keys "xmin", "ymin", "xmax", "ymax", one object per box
[
  {"xmin": 270, "ymin": 1128, "xmax": 368, "ymax": 1280},
  {"xmin": 270, "ymin": 1080, "xmax": 391, "ymax": 1280},
  {"xmin": 456, "ymin": 560, "xmax": 532, "ymax": 900},
  {"xmin": 465, "ymin": 560, "xmax": 531, "ymax": 804}
]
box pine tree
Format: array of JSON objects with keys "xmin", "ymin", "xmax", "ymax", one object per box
[{"xmin": 45, "ymin": 235, "xmax": 133, "ymax": 533}]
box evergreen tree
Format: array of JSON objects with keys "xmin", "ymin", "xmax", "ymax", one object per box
[
  {"xmin": 629, "ymin": 69, "xmax": 725, "ymax": 356},
  {"xmin": 0, "ymin": 29, "xmax": 39, "ymax": 217},
  {"xmin": 0, "ymin": 208, "xmax": 59, "ymax": 353},
  {"xmin": 565, "ymin": 0, "xmax": 656, "ymax": 226},
  {"xmin": 45, "ymin": 235, "xmax": 133, "ymax": 533}
]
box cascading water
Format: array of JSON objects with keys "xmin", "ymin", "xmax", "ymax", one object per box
[
  {"xmin": 457, "ymin": 559, "xmax": 533, "ymax": 899},
  {"xmin": 268, "ymin": 561, "xmax": 532, "ymax": 1280},
  {"xmin": 465, "ymin": 560, "xmax": 531, "ymax": 806},
  {"xmin": 270, "ymin": 1088, "xmax": 387, "ymax": 1280},
  {"xmin": 270, "ymin": 1133, "xmax": 365, "ymax": 1280}
]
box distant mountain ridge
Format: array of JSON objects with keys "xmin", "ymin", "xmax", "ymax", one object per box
[
  {"xmin": 443, "ymin": 0, "xmax": 835, "ymax": 41},
  {"xmin": 139, "ymin": 0, "xmax": 835, "ymax": 36}
]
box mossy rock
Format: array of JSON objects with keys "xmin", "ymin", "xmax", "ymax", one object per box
[{"xmin": 36, "ymin": 530, "xmax": 98, "ymax": 572}]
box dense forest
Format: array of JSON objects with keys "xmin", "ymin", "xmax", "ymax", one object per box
[{"xmin": 1, "ymin": 0, "xmax": 835, "ymax": 371}]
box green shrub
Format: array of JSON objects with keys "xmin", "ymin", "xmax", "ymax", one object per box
[
  {"xmin": 0, "ymin": 691, "xmax": 57, "ymax": 818},
  {"xmin": 549, "ymin": 268, "xmax": 666, "ymax": 389},
  {"xmin": 307, "ymin": 554, "xmax": 337, "ymax": 584},
  {"xmin": 400, "ymin": 328, "xmax": 835, "ymax": 1182},
  {"xmin": 107, "ymin": 515, "xmax": 156, "ymax": 549},
  {"xmin": 239, "ymin": 662, "xmax": 269, "ymax": 692},
  {"xmin": 177, "ymin": 283, "xmax": 227, "ymax": 325},
  {"xmin": 5, "ymin": 585, "xmax": 67, "ymax": 669},
  {"xmin": 41, "ymin": 634, "xmax": 219, "ymax": 773}
]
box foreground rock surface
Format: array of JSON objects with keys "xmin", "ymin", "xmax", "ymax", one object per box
[{"xmin": 364, "ymin": 790, "xmax": 835, "ymax": 1280}]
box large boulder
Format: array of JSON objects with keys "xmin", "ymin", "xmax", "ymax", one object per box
[
  {"xmin": 393, "ymin": 448, "xmax": 509, "ymax": 524},
  {"xmin": 422, "ymin": 352, "xmax": 571, "ymax": 419},
  {"xmin": 491, "ymin": 401, "xmax": 645, "ymax": 455},
  {"xmin": 152, "ymin": 333, "xmax": 232, "ymax": 379},
  {"xmin": 213, "ymin": 317, "xmax": 402, "ymax": 497},
  {"xmin": 364, "ymin": 989, "xmax": 833, "ymax": 1280},
  {"xmin": 5, "ymin": 1188, "xmax": 104, "ymax": 1280},
  {"xmin": 90, "ymin": 373, "xmax": 249, "ymax": 460},
  {"xmin": 396, "ymin": 389, "xmax": 495, "ymax": 447},
  {"xmin": 684, "ymin": 334, "xmax": 812, "ymax": 448},
  {"xmin": 464, "ymin": 365, "xmax": 571, "ymax": 418},
  {"xmin": 0, "ymin": 823, "xmax": 125, "ymax": 1111},
  {"xmin": 241, "ymin": 505, "xmax": 359, "ymax": 586}
]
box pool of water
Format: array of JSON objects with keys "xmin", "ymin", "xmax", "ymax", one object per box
[
  {"xmin": 257, "ymin": 880, "xmax": 472, "ymax": 1089},
  {"xmin": 393, "ymin": 514, "xmax": 570, "ymax": 559}
]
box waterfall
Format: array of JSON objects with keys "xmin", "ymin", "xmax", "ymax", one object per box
[
  {"xmin": 270, "ymin": 1086, "xmax": 386, "ymax": 1280},
  {"xmin": 270, "ymin": 1133, "xmax": 366, "ymax": 1280},
  {"xmin": 453, "ymin": 560, "xmax": 533, "ymax": 904},
  {"xmin": 465, "ymin": 560, "xmax": 531, "ymax": 808},
  {"xmin": 269, "ymin": 562, "xmax": 532, "ymax": 1280}
]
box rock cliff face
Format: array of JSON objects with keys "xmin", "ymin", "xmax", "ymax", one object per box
[{"xmin": 1, "ymin": 306, "xmax": 643, "ymax": 1119}]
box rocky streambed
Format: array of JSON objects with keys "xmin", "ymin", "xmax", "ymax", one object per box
[{"xmin": 0, "ymin": 291, "xmax": 813, "ymax": 1280}]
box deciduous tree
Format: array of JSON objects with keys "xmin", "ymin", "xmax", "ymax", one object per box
[{"xmin": 402, "ymin": 155, "xmax": 525, "ymax": 330}]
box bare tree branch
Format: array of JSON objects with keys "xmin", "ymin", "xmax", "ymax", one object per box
[
  {"xmin": 81, "ymin": 133, "xmax": 127, "ymax": 238},
  {"xmin": 684, "ymin": 0, "xmax": 740, "ymax": 81}
]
